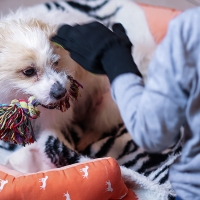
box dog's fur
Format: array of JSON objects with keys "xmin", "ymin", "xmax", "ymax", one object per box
[
  {"xmin": 0, "ymin": 0, "xmax": 156, "ymax": 173},
  {"xmin": 0, "ymin": 8, "xmax": 124, "ymax": 172}
]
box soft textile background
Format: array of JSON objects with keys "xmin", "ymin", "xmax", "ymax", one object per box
[{"xmin": 0, "ymin": 0, "xmax": 197, "ymax": 14}]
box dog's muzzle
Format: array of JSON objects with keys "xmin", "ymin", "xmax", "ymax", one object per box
[
  {"xmin": 40, "ymin": 75, "xmax": 83, "ymax": 112},
  {"xmin": 50, "ymin": 81, "xmax": 66, "ymax": 100}
]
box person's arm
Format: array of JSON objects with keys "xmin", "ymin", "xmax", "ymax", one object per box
[{"xmin": 111, "ymin": 11, "xmax": 197, "ymax": 152}]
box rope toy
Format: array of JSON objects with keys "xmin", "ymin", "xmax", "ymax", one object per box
[{"xmin": 0, "ymin": 76, "xmax": 83, "ymax": 146}]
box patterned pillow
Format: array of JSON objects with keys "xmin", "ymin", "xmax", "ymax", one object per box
[{"xmin": 0, "ymin": 157, "xmax": 137, "ymax": 200}]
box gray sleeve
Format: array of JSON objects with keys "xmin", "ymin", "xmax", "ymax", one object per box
[{"xmin": 111, "ymin": 12, "xmax": 195, "ymax": 152}]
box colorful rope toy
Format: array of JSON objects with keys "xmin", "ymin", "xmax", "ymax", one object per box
[{"xmin": 0, "ymin": 76, "xmax": 83, "ymax": 146}]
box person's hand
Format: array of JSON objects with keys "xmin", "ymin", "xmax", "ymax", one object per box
[
  {"xmin": 51, "ymin": 22, "xmax": 131, "ymax": 74},
  {"xmin": 51, "ymin": 22, "xmax": 142, "ymax": 82}
]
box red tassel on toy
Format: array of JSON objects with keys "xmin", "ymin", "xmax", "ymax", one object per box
[{"xmin": 56, "ymin": 75, "xmax": 83, "ymax": 112}]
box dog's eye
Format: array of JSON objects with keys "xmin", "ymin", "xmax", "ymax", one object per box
[
  {"xmin": 53, "ymin": 60, "xmax": 59, "ymax": 66},
  {"xmin": 23, "ymin": 67, "xmax": 36, "ymax": 77}
]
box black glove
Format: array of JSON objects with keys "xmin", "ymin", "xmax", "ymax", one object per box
[{"xmin": 51, "ymin": 22, "xmax": 142, "ymax": 82}]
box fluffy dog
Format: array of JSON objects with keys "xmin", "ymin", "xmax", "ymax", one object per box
[
  {"xmin": 0, "ymin": 8, "xmax": 124, "ymax": 172},
  {"xmin": 0, "ymin": 0, "xmax": 156, "ymax": 173}
]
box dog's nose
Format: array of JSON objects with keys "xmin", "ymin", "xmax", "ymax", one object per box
[{"xmin": 50, "ymin": 81, "xmax": 66, "ymax": 100}]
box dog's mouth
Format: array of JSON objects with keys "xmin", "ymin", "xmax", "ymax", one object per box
[
  {"xmin": 41, "ymin": 96, "xmax": 70, "ymax": 112},
  {"xmin": 40, "ymin": 75, "xmax": 83, "ymax": 112}
]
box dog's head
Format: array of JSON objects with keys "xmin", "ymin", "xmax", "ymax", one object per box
[{"xmin": 0, "ymin": 12, "xmax": 81, "ymax": 109}]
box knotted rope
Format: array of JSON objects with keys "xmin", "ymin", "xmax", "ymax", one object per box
[
  {"xmin": 0, "ymin": 76, "xmax": 83, "ymax": 146},
  {"xmin": 0, "ymin": 96, "xmax": 40, "ymax": 146}
]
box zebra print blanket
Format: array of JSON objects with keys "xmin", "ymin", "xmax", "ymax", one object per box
[{"xmin": 0, "ymin": 1, "xmax": 182, "ymax": 199}]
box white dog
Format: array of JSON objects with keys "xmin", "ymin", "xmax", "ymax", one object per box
[{"xmin": 0, "ymin": 0, "xmax": 156, "ymax": 173}]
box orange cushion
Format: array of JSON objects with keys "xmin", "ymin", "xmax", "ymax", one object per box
[
  {"xmin": 0, "ymin": 157, "xmax": 137, "ymax": 200},
  {"xmin": 139, "ymin": 3, "xmax": 182, "ymax": 43}
]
